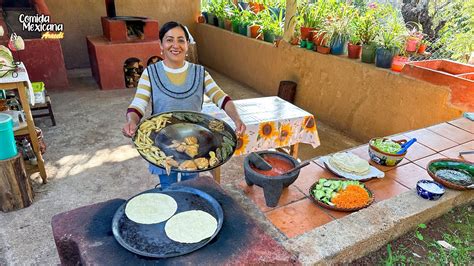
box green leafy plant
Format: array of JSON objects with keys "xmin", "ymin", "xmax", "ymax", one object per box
[
  {"xmin": 314, "ymin": 3, "xmax": 355, "ymax": 47},
  {"xmin": 375, "ymin": 7, "xmax": 407, "ymax": 52},
  {"xmin": 259, "ymin": 7, "xmax": 284, "ymax": 36},
  {"xmin": 415, "ymin": 223, "xmax": 426, "ymax": 241}
]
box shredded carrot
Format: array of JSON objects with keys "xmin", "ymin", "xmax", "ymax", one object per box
[{"xmin": 331, "ymin": 185, "xmax": 370, "ymax": 209}]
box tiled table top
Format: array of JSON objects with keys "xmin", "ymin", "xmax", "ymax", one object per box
[{"xmin": 239, "ymin": 117, "xmax": 473, "ymax": 238}]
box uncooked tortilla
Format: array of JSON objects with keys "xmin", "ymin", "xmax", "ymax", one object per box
[
  {"xmin": 125, "ymin": 193, "xmax": 177, "ymax": 224},
  {"xmin": 164, "ymin": 210, "xmax": 218, "ymax": 243},
  {"xmin": 329, "ymin": 152, "xmax": 370, "ymax": 175}
]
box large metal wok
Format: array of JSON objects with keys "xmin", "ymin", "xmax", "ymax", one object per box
[{"xmin": 132, "ymin": 111, "xmax": 237, "ymax": 173}]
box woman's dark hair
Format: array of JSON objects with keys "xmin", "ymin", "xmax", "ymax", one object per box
[{"xmin": 159, "ymin": 21, "xmax": 190, "ymax": 42}]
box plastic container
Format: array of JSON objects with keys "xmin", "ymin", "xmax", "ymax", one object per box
[{"xmin": 0, "ymin": 113, "xmax": 18, "ymax": 160}]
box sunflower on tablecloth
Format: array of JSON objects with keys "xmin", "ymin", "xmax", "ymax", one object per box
[
  {"xmin": 302, "ymin": 116, "xmax": 317, "ymax": 133},
  {"xmin": 234, "ymin": 133, "xmax": 250, "ymax": 155},
  {"xmin": 276, "ymin": 123, "xmax": 293, "ymax": 146},
  {"xmin": 257, "ymin": 122, "xmax": 277, "ymax": 141}
]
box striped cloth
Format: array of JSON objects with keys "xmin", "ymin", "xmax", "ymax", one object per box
[{"xmin": 127, "ymin": 61, "xmax": 230, "ymax": 118}]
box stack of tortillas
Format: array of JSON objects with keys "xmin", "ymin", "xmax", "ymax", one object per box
[
  {"xmin": 125, "ymin": 193, "xmax": 218, "ymax": 244},
  {"xmin": 328, "ymin": 152, "xmax": 370, "ymax": 176}
]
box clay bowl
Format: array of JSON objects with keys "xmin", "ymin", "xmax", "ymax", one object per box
[
  {"xmin": 427, "ymin": 159, "xmax": 474, "ymax": 190},
  {"xmin": 368, "ymin": 138, "xmax": 407, "ymax": 166}
]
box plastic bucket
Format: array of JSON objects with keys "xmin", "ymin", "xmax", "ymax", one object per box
[{"xmin": 0, "ymin": 113, "xmax": 18, "ymax": 160}]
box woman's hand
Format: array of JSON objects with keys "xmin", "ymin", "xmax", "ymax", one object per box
[
  {"xmin": 234, "ymin": 119, "xmax": 246, "ymax": 137},
  {"xmin": 223, "ymin": 101, "xmax": 246, "ymax": 137},
  {"xmin": 122, "ymin": 121, "xmax": 137, "ymax": 138},
  {"xmin": 122, "ymin": 112, "xmax": 140, "ymax": 138}
]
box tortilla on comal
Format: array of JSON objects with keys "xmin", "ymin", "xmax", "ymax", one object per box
[
  {"xmin": 165, "ymin": 210, "xmax": 218, "ymax": 243},
  {"xmin": 329, "ymin": 152, "xmax": 370, "ymax": 175},
  {"xmin": 125, "ymin": 193, "xmax": 177, "ymax": 224}
]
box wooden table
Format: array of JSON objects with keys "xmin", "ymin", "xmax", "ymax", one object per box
[
  {"xmin": 204, "ymin": 96, "xmax": 321, "ymax": 183},
  {"xmin": 0, "ymin": 63, "xmax": 47, "ymax": 183}
]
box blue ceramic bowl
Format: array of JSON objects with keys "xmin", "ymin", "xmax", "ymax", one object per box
[{"xmin": 416, "ymin": 180, "xmax": 445, "ymax": 200}]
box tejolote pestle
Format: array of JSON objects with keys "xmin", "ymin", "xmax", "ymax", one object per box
[
  {"xmin": 280, "ymin": 161, "xmax": 311, "ymax": 176},
  {"xmin": 248, "ymin": 152, "xmax": 273, "ymax": 170}
]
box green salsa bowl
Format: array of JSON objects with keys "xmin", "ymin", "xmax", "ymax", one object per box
[{"xmin": 427, "ymin": 159, "xmax": 474, "ymax": 190}]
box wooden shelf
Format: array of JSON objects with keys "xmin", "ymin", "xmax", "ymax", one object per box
[{"xmin": 14, "ymin": 122, "xmax": 28, "ymax": 136}]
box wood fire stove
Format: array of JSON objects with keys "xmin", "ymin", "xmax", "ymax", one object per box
[{"xmin": 87, "ymin": 0, "xmax": 162, "ymax": 90}]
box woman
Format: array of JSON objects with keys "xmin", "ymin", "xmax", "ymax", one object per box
[{"xmin": 122, "ymin": 21, "xmax": 246, "ymax": 188}]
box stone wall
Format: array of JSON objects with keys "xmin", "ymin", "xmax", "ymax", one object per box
[
  {"xmin": 45, "ymin": 0, "xmax": 200, "ymax": 69},
  {"xmin": 195, "ymin": 24, "xmax": 462, "ymax": 141}
]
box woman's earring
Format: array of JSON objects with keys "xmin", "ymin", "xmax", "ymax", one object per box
[{"xmin": 160, "ymin": 50, "xmax": 163, "ymax": 55}]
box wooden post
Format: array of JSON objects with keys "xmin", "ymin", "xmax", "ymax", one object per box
[
  {"xmin": 0, "ymin": 154, "xmax": 34, "ymax": 212},
  {"xmin": 282, "ymin": 0, "xmax": 297, "ymax": 43}
]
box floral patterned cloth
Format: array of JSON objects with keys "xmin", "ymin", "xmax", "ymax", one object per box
[{"xmin": 202, "ymin": 96, "xmax": 320, "ymax": 156}]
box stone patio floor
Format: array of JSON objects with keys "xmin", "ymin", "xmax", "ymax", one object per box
[{"xmin": 0, "ymin": 68, "xmax": 472, "ymax": 264}]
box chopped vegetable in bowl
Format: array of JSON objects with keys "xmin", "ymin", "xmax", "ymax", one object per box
[
  {"xmin": 311, "ymin": 179, "xmax": 371, "ymax": 209},
  {"xmin": 370, "ymin": 138, "xmax": 402, "ymax": 154}
]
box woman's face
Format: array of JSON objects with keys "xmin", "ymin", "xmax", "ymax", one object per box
[{"xmin": 161, "ymin": 27, "xmax": 188, "ymax": 63}]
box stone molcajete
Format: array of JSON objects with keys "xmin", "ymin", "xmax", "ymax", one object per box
[{"xmin": 244, "ymin": 151, "xmax": 301, "ymax": 207}]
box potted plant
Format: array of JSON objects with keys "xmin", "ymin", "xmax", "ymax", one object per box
[
  {"xmin": 391, "ymin": 45, "xmax": 409, "ymax": 72},
  {"xmin": 314, "ymin": 31, "xmax": 331, "ymax": 54},
  {"xmin": 238, "ymin": 9, "xmax": 253, "ymax": 36},
  {"xmin": 261, "ymin": 8, "xmax": 284, "ymax": 44},
  {"xmin": 214, "ymin": 0, "xmax": 229, "ymax": 29},
  {"xmin": 249, "ymin": 11, "xmax": 263, "ymax": 40},
  {"xmin": 375, "ymin": 15, "xmax": 406, "ymax": 69},
  {"xmin": 237, "ymin": 0, "xmax": 249, "ymax": 11},
  {"xmin": 358, "ymin": 4, "xmax": 381, "ymax": 63},
  {"xmin": 417, "ymin": 39, "xmax": 430, "ymax": 54},
  {"xmin": 327, "ymin": 4, "xmax": 354, "ymax": 55},
  {"xmin": 297, "ymin": 3, "xmax": 316, "ymax": 41},
  {"xmin": 267, "ymin": 0, "xmax": 285, "ymax": 20},
  {"xmin": 207, "ymin": 0, "xmax": 221, "ymax": 26},
  {"xmin": 347, "ymin": 10, "xmax": 362, "ymax": 59},
  {"xmin": 405, "ymin": 21, "xmax": 423, "ymax": 52}
]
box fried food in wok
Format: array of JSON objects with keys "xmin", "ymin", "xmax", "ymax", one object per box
[
  {"xmin": 184, "ymin": 136, "xmax": 198, "ymax": 145},
  {"xmin": 209, "ymin": 151, "xmax": 219, "ymax": 167},
  {"xmin": 170, "ymin": 138, "xmax": 200, "ymax": 158},
  {"xmin": 185, "ymin": 144, "xmax": 199, "ymax": 158},
  {"xmin": 179, "ymin": 160, "xmax": 197, "ymax": 171},
  {"xmin": 194, "ymin": 157, "xmax": 209, "ymax": 170}
]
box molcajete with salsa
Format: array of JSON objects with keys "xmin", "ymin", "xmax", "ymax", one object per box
[{"xmin": 244, "ymin": 151, "xmax": 300, "ymax": 207}]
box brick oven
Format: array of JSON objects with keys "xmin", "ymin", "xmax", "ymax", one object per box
[{"xmin": 87, "ymin": 0, "xmax": 162, "ymax": 90}]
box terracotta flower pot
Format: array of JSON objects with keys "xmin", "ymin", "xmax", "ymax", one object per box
[
  {"xmin": 197, "ymin": 14, "xmax": 205, "ymax": 23},
  {"xmin": 417, "ymin": 44, "xmax": 427, "ymax": 54},
  {"xmin": 249, "ymin": 25, "xmax": 263, "ymax": 40},
  {"xmin": 406, "ymin": 37, "xmax": 420, "ymax": 52},
  {"xmin": 290, "ymin": 37, "xmax": 299, "ymax": 46},
  {"xmin": 317, "ymin": 46, "xmax": 330, "ymax": 54},
  {"xmin": 300, "ymin": 27, "xmax": 313, "ymax": 41},
  {"xmin": 249, "ymin": 2, "xmax": 261, "ymax": 13},
  {"xmin": 312, "ymin": 31, "xmax": 325, "ymax": 46},
  {"xmin": 391, "ymin": 55, "xmax": 409, "ymax": 72},
  {"xmin": 347, "ymin": 43, "xmax": 362, "ymax": 59},
  {"xmin": 224, "ymin": 19, "xmax": 232, "ymax": 31}
]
